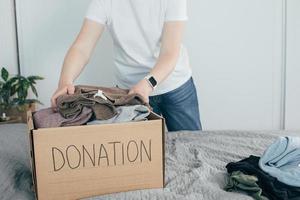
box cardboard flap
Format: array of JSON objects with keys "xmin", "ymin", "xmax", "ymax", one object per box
[
  {"xmin": 27, "ymin": 110, "xmax": 34, "ymax": 131},
  {"xmin": 26, "ymin": 110, "xmax": 38, "ymax": 199},
  {"xmin": 148, "ymin": 111, "xmax": 163, "ymax": 120}
]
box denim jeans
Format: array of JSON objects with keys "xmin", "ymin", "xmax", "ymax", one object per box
[{"xmin": 149, "ymin": 77, "xmax": 202, "ymax": 132}]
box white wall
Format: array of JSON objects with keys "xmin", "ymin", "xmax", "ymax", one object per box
[
  {"xmin": 0, "ymin": 0, "xmax": 18, "ymax": 75},
  {"xmin": 15, "ymin": 0, "xmax": 295, "ymax": 130},
  {"xmin": 285, "ymin": 0, "xmax": 300, "ymax": 130},
  {"xmin": 185, "ymin": 0, "xmax": 283, "ymax": 130}
]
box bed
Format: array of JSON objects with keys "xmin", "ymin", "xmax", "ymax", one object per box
[{"xmin": 0, "ymin": 123, "xmax": 298, "ymax": 200}]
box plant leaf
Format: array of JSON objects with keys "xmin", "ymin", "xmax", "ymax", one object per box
[
  {"xmin": 8, "ymin": 76, "xmax": 19, "ymax": 84},
  {"xmin": 0, "ymin": 71, "xmax": 44, "ymax": 109},
  {"xmin": 29, "ymin": 83, "xmax": 38, "ymax": 97},
  {"xmin": 27, "ymin": 75, "xmax": 44, "ymax": 81},
  {"xmin": 1, "ymin": 67, "xmax": 9, "ymax": 81}
]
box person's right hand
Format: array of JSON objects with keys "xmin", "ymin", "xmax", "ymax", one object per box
[{"xmin": 51, "ymin": 84, "xmax": 75, "ymax": 111}]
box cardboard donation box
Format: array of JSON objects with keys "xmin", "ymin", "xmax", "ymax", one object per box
[{"xmin": 26, "ymin": 110, "xmax": 165, "ymax": 200}]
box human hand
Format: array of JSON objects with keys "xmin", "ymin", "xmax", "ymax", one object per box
[
  {"xmin": 51, "ymin": 83, "xmax": 75, "ymax": 111},
  {"xmin": 129, "ymin": 79, "xmax": 153, "ymax": 103}
]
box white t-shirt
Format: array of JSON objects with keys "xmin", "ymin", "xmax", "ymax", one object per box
[{"xmin": 85, "ymin": 0, "xmax": 192, "ymax": 96}]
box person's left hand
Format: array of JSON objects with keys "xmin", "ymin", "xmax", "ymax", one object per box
[{"xmin": 129, "ymin": 79, "xmax": 153, "ymax": 103}]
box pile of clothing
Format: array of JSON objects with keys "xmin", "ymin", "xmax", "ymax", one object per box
[
  {"xmin": 225, "ymin": 136, "xmax": 300, "ymax": 200},
  {"xmin": 33, "ymin": 85, "xmax": 151, "ymax": 129}
]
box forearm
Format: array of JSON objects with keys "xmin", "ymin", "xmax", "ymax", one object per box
[
  {"xmin": 149, "ymin": 21, "xmax": 184, "ymax": 85},
  {"xmin": 58, "ymin": 19, "xmax": 104, "ymax": 87},
  {"xmin": 126, "ymin": 21, "xmax": 185, "ymax": 102},
  {"xmin": 58, "ymin": 45, "xmax": 89, "ymax": 87},
  {"xmin": 150, "ymin": 51, "xmax": 180, "ymax": 84}
]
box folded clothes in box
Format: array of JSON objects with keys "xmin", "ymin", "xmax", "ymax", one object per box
[{"xmin": 33, "ymin": 84, "xmax": 151, "ymax": 129}]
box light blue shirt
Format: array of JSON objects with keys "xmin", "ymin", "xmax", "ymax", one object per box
[{"xmin": 259, "ymin": 136, "xmax": 300, "ymax": 187}]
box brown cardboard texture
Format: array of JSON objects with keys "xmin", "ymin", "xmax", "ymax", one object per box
[{"xmin": 27, "ymin": 110, "xmax": 165, "ymax": 200}]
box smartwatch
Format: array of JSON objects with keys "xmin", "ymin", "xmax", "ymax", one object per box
[{"xmin": 144, "ymin": 75, "xmax": 158, "ymax": 89}]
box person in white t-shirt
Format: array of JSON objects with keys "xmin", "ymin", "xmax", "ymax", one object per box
[{"xmin": 51, "ymin": 0, "xmax": 202, "ymax": 131}]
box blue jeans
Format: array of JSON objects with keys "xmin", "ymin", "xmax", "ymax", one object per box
[{"xmin": 149, "ymin": 77, "xmax": 202, "ymax": 132}]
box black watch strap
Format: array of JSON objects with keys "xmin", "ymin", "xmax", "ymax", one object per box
[{"xmin": 144, "ymin": 75, "xmax": 158, "ymax": 89}]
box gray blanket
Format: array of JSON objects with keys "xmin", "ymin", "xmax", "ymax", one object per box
[{"xmin": 0, "ymin": 123, "xmax": 299, "ymax": 200}]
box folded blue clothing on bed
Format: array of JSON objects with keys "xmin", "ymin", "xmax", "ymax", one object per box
[{"xmin": 259, "ymin": 136, "xmax": 300, "ymax": 187}]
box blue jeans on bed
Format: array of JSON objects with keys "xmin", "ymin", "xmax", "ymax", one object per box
[{"xmin": 149, "ymin": 77, "xmax": 202, "ymax": 132}]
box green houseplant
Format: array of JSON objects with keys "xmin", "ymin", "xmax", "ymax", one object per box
[{"xmin": 0, "ymin": 67, "xmax": 44, "ymax": 122}]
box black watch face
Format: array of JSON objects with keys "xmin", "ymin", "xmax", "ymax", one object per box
[{"xmin": 149, "ymin": 77, "xmax": 157, "ymax": 87}]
